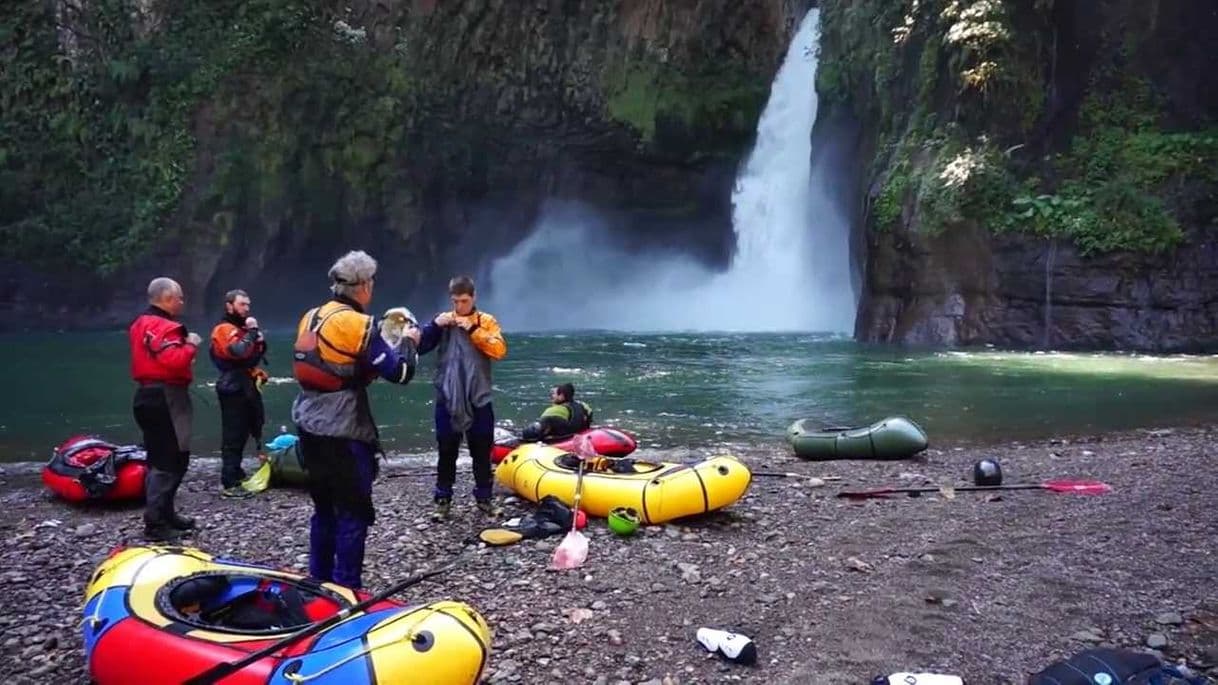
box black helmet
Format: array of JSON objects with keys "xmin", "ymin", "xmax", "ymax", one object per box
[{"xmin": 973, "ymin": 458, "xmax": 1002, "ymax": 486}]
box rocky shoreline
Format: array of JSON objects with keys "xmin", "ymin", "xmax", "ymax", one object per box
[{"xmin": 0, "ymin": 426, "xmax": 1215, "ymax": 684}]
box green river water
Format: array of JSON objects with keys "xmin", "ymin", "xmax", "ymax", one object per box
[{"xmin": 1, "ymin": 331, "xmax": 1216, "ymax": 463}]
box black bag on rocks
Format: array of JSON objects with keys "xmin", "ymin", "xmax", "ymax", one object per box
[{"xmin": 1029, "ymin": 649, "xmax": 1208, "ymax": 685}]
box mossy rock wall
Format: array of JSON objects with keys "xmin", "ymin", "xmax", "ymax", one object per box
[
  {"xmin": 819, "ymin": 0, "xmax": 1218, "ymax": 351},
  {"xmin": 0, "ymin": 0, "xmax": 807, "ymax": 329}
]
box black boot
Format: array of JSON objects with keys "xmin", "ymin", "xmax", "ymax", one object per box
[
  {"xmin": 170, "ymin": 514, "xmax": 196, "ymax": 531},
  {"xmin": 166, "ymin": 469, "xmax": 195, "ymax": 532},
  {"xmin": 143, "ymin": 524, "xmax": 181, "ymax": 542},
  {"xmin": 143, "ymin": 468, "xmax": 181, "ymax": 541}
]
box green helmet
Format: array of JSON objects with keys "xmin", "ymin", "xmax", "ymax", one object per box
[{"xmin": 607, "ymin": 507, "xmax": 641, "ymax": 536}]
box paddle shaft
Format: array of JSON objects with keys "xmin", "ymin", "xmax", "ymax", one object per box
[
  {"xmin": 569, "ymin": 454, "xmax": 587, "ymax": 532},
  {"xmin": 838, "ymin": 480, "xmax": 1108, "ymax": 498},
  {"xmin": 182, "ymin": 553, "xmax": 469, "ymax": 685},
  {"xmin": 384, "ymin": 470, "xmax": 435, "ymax": 479},
  {"xmin": 753, "ymin": 471, "xmax": 841, "ymax": 480}
]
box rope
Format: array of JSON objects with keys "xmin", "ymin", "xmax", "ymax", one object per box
[
  {"xmin": 80, "ymin": 587, "xmax": 109, "ymax": 631},
  {"xmin": 283, "ymin": 605, "xmax": 445, "ymax": 683}
]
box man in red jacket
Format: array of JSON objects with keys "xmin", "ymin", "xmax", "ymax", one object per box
[{"xmin": 129, "ymin": 277, "xmax": 201, "ymax": 541}]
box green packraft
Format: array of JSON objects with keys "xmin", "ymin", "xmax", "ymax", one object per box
[{"xmin": 787, "ymin": 416, "xmax": 928, "ymax": 461}]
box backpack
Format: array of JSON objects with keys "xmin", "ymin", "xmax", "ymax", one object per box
[{"xmin": 1029, "ymin": 648, "xmax": 1208, "ymax": 685}]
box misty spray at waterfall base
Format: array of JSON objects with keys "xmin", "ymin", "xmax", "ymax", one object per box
[{"xmin": 481, "ymin": 8, "xmax": 857, "ymax": 334}]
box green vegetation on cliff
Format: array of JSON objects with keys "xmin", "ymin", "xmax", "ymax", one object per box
[
  {"xmin": 207, "ymin": 20, "xmax": 425, "ymax": 233},
  {"xmin": 1, "ymin": 1, "xmax": 780, "ymax": 278},
  {"xmin": 0, "ymin": 1, "xmax": 426, "ymax": 276},
  {"xmin": 1, "ymin": 1, "xmax": 306, "ymax": 273},
  {"xmin": 602, "ymin": 58, "xmax": 768, "ymax": 150},
  {"xmin": 818, "ymin": 0, "xmax": 1216, "ymax": 256}
]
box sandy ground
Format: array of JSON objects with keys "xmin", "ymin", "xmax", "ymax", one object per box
[{"xmin": 0, "ymin": 425, "xmax": 1215, "ymax": 684}]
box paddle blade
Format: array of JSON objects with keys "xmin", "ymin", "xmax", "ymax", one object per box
[
  {"xmin": 1042, "ymin": 479, "xmax": 1112, "ymax": 494},
  {"xmin": 573, "ymin": 433, "xmax": 599, "ymax": 459},
  {"xmin": 479, "ymin": 529, "xmax": 525, "ymax": 547},
  {"xmin": 550, "ymin": 530, "xmax": 588, "ymax": 570}
]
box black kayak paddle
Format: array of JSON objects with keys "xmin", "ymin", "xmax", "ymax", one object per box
[{"xmin": 837, "ymin": 479, "xmax": 1112, "ymax": 500}]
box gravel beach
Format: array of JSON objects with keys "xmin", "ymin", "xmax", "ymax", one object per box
[{"xmin": 0, "ymin": 426, "xmax": 1215, "ymax": 684}]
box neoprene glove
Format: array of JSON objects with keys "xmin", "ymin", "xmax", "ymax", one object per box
[{"xmin": 399, "ymin": 336, "xmax": 419, "ymax": 367}]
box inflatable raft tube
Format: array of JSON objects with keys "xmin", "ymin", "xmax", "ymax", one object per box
[
  {"xmin": 82, "ymin": 545, "xmax": 491, "ymax": 685},
  {"xmin": 491, "ymin": 426, "xmax": 638, "ymax": 464},
  {"xmin": 787, "ymin": 416, "xmax": 928, "ymax": 461},
  {"xmin": 494, "ymin": 443, "xmax": 751, "ymax": 524}
]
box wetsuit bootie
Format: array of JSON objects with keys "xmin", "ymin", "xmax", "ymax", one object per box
[
  {"xmin": 696, "ymin": 628, "xmax": 757, "ymax": 665},
  {"xmin": 476, "ymin": 498, "xmax": 501, "ymax": 517},
  {"xmin": 872, "ymin": 674, "xmax": 963, "ymax": 685}
]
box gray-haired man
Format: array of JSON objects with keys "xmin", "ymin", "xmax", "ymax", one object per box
[{"xmin": 289, "ymin": 250, "xmax": 421, "ymax": 589}]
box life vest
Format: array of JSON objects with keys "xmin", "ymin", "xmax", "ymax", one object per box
[
  {"xmin": 538, "ymin": 400, "xmax": 593, "ymax": 439},
  {"xmin": 568, "ymin": 400, "xmax": 592, "ymax": 432},
  {"xmin": 210, "ymin": 320, "xmax": 265, "ymax": 372},
  {"xmin": 129, "ymin": 308, "xmax": 195, "ymax": 385},
  {"xmin": 292, "ymin": 300, "xmax": 375, "ymax": 393}
]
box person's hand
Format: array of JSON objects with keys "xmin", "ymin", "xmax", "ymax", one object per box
[
  {"xmin": 456, "ymin": 315, "xmax": 477, "ymax": 331},
  {"xmin": 434, "ymin": 312, "xmax": 455, "ymax": 327},
  {"xmin": 186, "ymin": 332, "xmax": 202, "ymax": 346},
  {"xmin": 244, "ymin": 317, "xmax": 259, "ymax": 330}
]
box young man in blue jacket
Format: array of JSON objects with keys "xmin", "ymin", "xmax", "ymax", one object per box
[{"xmin": 416, "ymin": 275, "xmax": 507, "ymax": 520}]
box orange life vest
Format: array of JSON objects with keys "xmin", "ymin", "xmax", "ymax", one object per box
[{"xmin": 292, "ymin": 301, "xmax": 376, "ymax": 392}]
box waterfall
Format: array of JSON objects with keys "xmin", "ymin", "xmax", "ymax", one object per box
[
  {"xmin": 725, "ymin": 6, "xmax": 840, "ymax": 318},
  {"xmin": 481, "ymin": 7, "xmax": 856, "ymax": 333}
]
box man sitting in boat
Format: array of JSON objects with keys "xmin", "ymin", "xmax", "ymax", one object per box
[{"xmin": 522, "ymin": 383, "xmax": 593, "ymax": 442}]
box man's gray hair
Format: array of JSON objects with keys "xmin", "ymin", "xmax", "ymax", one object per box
[
  {"xmin": 328, "ymin": 250, "xmax": 378, "ymax": 298},
  {"xmin": 225, "ymin": 289, "xmax": 249, "ymax": 304},
  {"xmin": 147, "ymin": 277, "xmax": 181, "ymax": 303}
]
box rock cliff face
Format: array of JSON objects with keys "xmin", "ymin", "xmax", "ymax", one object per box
[
  {"xmin": 857, "ymin": 226, "xmax": 1218, "ymax": 352},
  {"xmin": 820, "ymin": 0, "xmax": 1218, "ymax": 351},
  {"xmin": 0, "ymin": 0, "xmax": 808, "ymax": 329}
]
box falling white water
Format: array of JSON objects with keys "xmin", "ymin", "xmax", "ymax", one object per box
[
  {"xmin": 481, "ymin": 7, "xmax": 856, "ymax": 333},
  {"xmin": 730, "ymin": 9, "xmax": 822, "ymax": 298}
]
